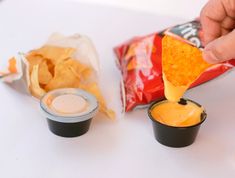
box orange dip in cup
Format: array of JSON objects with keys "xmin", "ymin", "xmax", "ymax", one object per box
[{"xmin": 150, "ymin": 99, "xmax": 203, "ymax": 127}]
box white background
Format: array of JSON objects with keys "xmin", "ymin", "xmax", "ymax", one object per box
[
  {"xmin": 0, "ymin": 0, "xmax": 235, "ymax": 178},
  {"xmin": 69, "ymin": 0, "xmax": 207, "ymax": 18}
]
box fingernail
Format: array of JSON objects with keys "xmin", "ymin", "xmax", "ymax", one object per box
[{"xmin": 202, "ymin": 50, "xmax": 220, "ymax": 64}]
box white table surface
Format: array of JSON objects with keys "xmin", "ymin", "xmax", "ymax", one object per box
[{"xmin": 1, "ymin": 0, "xmax": 235, "ymax": 178}]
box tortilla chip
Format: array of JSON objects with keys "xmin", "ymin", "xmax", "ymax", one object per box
[{"xmin": 162, "ymin": 35, "xmax": 212, "ymax": 87}]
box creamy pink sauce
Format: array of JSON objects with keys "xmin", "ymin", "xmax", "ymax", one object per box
[{"xmin": 51, "ymin": 94, "xmax": 88, "ymax": 114}]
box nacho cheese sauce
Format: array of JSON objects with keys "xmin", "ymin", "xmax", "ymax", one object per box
[
  {"xmin": 50, "ymin": 94, "xmax": 88, "ymax": 114},
  {"xmin": 163, "ymin": 74, "xmax": 188, "ymax": 102},
  {"xmin": 151, "ymin": 100, "xmax": 203, "ymax": 127}
]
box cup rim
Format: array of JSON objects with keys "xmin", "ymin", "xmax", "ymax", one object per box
[
  {"xmin": 40, "ymin": 88, "xmax": 99, "ymax": 123},
  {"xmin": 148, "ymin": 98, "xmax": 207, "ymax": 129}
]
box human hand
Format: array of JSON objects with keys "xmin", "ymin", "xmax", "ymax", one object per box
[{"xmin": 200, "ymin": 0, "xmax": 235, "ymax": 63}]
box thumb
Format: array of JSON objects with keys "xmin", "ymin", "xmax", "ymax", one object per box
[{"xmin": 202, "ymin": 29, "xmax": 235, "ymax": 64}]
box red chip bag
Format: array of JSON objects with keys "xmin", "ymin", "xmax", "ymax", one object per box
[{"xmin": 114, "ymin": 20, "xmax": 235, "ymax": 112}]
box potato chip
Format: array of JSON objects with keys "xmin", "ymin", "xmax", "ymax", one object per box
[
  {"xmin": 44, "ymin": 59, "xmax": 81, "ymax": 91},
  {"xmin": 162, "ymin": 35, "xmax": 213, "ymax": 101},
  {"xmin": 29, "ymin": 65, "xmax": 46, "ymax": 98},
  {"xmin": 61, "ymin": 58, "xmax": 92, "ymax": 80},
  {"xmin": 25, "ymin": 44, "xmax": 114, "ymax": 118},
  {"xmin": 46, "ymin": 33, "xmax": 100, "ymax": 73},
  {"xmin": 38, "ymin": 60, "xmax": 53, "ymax": 85},
  {"xmin": 30, "ymin": 45, "xmax": 75, "ymax": 65},
  {"xmin": 80, "ymin": 82, "xmax": 115, "ymax": 119},
  {"xmin": 26, "ymin": 54, "xmax": 53, "ymax": 85},
  {"xmin": 8, "ymin": 57, "xmax": 17, "ymax": 73},
  {"xmin": 26, "ymin": 54, "xmax": 44, "ymax": 73}
]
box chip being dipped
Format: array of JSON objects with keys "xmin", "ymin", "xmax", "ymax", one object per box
[
  {"xmin": 162, "ymin": 35, "xmax": 213, "ymax": 102},
  {"xmin": 115, "ymin": 20, "xmax": 235, "ymax": 112}
]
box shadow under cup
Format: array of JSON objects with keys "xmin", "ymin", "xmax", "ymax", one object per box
[{"xmin": 148, "ymin": 99, "xmax": 207, "ymax": 147}]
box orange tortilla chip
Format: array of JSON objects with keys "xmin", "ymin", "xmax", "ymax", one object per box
[
  {"xmin": 162, "ymin": 35, "xmax": 213, "ymax": 101},
  {"xmin": 162, "ymin": 35, "xmax": 212, "ymax": 87}
]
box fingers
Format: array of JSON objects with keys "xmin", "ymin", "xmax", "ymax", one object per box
[
  {"xmin": 221, "ymin": 16, "xmax": 235, "ymax": 31},
  {"xmin": 200, "ymin": 0, "xmax": 227, "ymax": 45},
  {"xmin": 201, "ymin": 0, "xmax": 235, "ymax": 63},
  {"xmin": 202, "ymin": 29, "xmax": 235, "ymax": 63}
]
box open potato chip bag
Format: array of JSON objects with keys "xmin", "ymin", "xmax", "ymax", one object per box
[
  {"xmin": 1, "ymin": 33, "xmax": 114, "ymax": 119},
  {"xmin": 114, "ymin": 19, "xmax": 235, "ymax": 112}
]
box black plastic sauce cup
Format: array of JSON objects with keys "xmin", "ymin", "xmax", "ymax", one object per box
[
  {"xmin": 148, "ymin": 99, "xmax": 207, "ymax": 147},
  {"xmin": 46, "ymin": 117, "xmax": 92, "ymax": 137},
  {"xmin": 40, "ymin": 88, "xmax": 99, "ymax": 137}
]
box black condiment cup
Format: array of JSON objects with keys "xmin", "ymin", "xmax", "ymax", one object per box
[
  {"xmin": 40, "ymin": 88, "xmax": 99, "ymax": 137},
  {"xmin": 148, "ymin": 98, "xmax": 207, "ymax": 147}
]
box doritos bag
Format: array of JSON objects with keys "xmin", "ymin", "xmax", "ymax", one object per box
[{"xmin": 114, "ymin": 20, "xmax": 235, "ymax": 112}]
